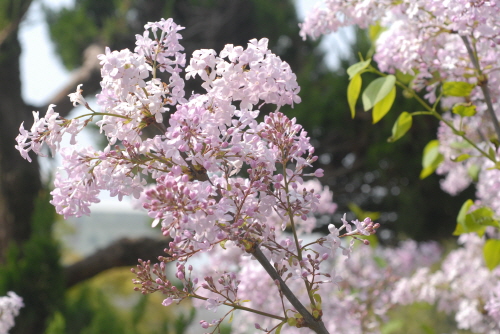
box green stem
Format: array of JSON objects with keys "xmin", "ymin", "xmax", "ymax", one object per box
[
  {"xmin": 412, "ymin": 110, "xmax": 494, "ymax": 162},
  {"xmin": 368, "ymin": 66, "xmax": 496, "ymax": 163},
  {"xmin": 73, "ymin": 112, "xmax": 131, "ymax": 120}
]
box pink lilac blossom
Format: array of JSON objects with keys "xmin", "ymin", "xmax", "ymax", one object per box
[
  {"xmin": 18, "ymin": 18, "xmax": 371, "ymax": 333},
  {"xmin": 0, "ymin": 292, "xmax": 23, "ymax": 334},
  {"xmin": 486, "ymin": 282, "xmax": 500, "ymax": 323},
  {"xmin": 476, "ymin": 156, "xmax": 500, "ymax": 214},
  {"xmin": 192, "ymin": 237, "xmax": 441, "ymax": 333},
  {"xmin": 392, "ymin": 234, "xmax": 500, "ymax": 333},
  {"xmin": 15, "ymin": 104, "xmax": 84, "ymax": 162},
  {"xmin": 301, "ymin": 1, "xmax": 500, "ymax": 216}
]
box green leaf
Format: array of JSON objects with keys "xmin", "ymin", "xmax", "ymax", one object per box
[
  {"xmin": 362, "ymin": 75, "xmax": 396, "ymax": 111},
  {"xmin": 484, "ymin": 239, "xmax": 500, "ymax": 270},
  {"xmin": 372, "ymin": 86, "xmax": 396, "ymax": 124},
  {"xmin": 422, "ymin": 140, "xmax": 440, "ymax": 168},
  {"xmin": 313, "ymin": 293, "xmax": 322, "ymax": 304},
  {"xmin": 452, "ymin": 103, "xmax": 477, "ymax": 117},
  {"xmin": 348, "ymin": 74, "xmax": 362, "ymax": 118},
  {"xmin": 453, "ymin": 221, "xmax": 466, "ymax": 236},
  {"xmin": 419, "ymin": 166, "xmax": 435, "ymax": 179},
  {"xmin": 381, "ymin": 319, "xmax": 404, "ymax": 334},
  {"xmin": 373, "ymin": 255, "xmax": 387, "ymax": 268},
  {"xmin": 276, "ymin": 323, "xmax": 284, "ymax": 334},
  {"xmin": 452, "ymin": 200, "xmax": 499, "ymax": 236},
  {"xmin": 229, "ymin": 312, "xmax": 234, "ymax": 323},
  {"xmin": 491, "ymin": 138, "xmax": 500, "ymax": 150},
  {"xmin": 489, "ymin": 146, "xmax": 496, "ymax": 160},
  {"xmin": 388, "ymin": 112, "xmax": 412, "ymax": 142},
  {"xmin": 468, "ymin": 163, "xmax": 480, "ymax": 182},
  {"xmin": 287, "ymin": 318, "xmax": 297, "ymax": 327},
  {"xmin": 395, "ymin": 70, "xmax": 414, "ymax": 85},
  {"xmin": 456, "ymin": 199, "xmax": 473, "ymax": 225},
  {"xmin": 465, "ymin": 207, "xmax": 500, "ymax": 236},
  {"xmin": 419, "ymin": 140, "xmax": 444, "ymax": 179},
  {"xmin": 348, "ymin": 203, "xmax": 381, "ymax": 221},
  {"xmin": 369, "ymin": 22, "xmax": 383, "ymax": 42},
  {"xmin": 442, "ymin": 81, "xmax": 475, "ymax": 97},
  {"xmin": 347, "ymin": 59, "xmax": 371, "ymax": 80},
  {"xmin": 451, "ymin": 154, "xmax": 471, "ymax": 162}
]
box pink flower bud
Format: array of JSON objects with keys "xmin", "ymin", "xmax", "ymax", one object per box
[
  {"xmin": 314, "ymin": 168, "xmax": 324, "ymax": 177},
  {"xmin": 162, "ymin": 297, "xmax": 173, "ymax": 306}
]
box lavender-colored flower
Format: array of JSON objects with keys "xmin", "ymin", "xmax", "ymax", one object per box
[{"xmin": 0, "ymin": 292, "xmax": 24, "ymax": 334}]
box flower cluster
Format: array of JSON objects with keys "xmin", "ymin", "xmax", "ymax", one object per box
[
  {"xmin": 392, "ymin": 233, "xmax": 500, "ymax": 333},
  {"xmin": 15, "ymin": 17, "xmax": 382, "ymax": 333},
  {"xmin": 0, "ymin": 292, "xmax": 24, "ymax": 334},
  {"xmin": 301, "ymin": 0, "xmax": 500, "ymax": 217},
  {"xmin": 189, "ymin": 237, "xmax": 440, "ymax": 333},
  {"xmin": 301, "ymin": 2, "xmax": 500, "ymax": 332}
]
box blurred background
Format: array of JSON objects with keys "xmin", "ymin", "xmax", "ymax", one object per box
[{"xmin": 0, "ymin": 0, "xmax": 473, "ymax": 333}]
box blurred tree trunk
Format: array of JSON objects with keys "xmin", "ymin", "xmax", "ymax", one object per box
[{"xmin": 0, "ymin": 0, "xmax": 40, "ymax": 263}]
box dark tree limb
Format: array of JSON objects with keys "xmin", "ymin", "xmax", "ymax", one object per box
[
  {"xmin": 0, "ymin": 0, "xmax": 33, "ymax": 48},
  {"xmin": 252, "ymin": 246, "xmax": 329, "ymax": 334},
  {"xmin": 0, "ymin": 20, "xmax": 41, "ymax": 262},
  {"xmin": 64, "ymin": 237, "xmax": 171, "ymax": 288}
]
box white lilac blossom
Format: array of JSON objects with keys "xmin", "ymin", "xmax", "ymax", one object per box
[{"xmin": 0, "ymin": 292, "xmax": 23, "ymax": 334}]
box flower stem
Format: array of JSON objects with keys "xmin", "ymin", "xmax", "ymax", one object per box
[{"xmin": 191, "ymin": 293, "xmax": 286, "ymax": 321}]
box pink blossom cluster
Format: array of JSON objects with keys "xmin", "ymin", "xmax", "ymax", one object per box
[
  {"xmin": 0, "ymin": 292, "xmax": 23, "ymax": 334},
  {"xmin": 392, "ymin": 233, "xmax": 500, "ymax": 333},
  {"xmin": 301, "ymin": 1, "xmax": 500, "ymax": 216},
  {"xmin": 15, "ymin": 18, "xmax": 382, "ymax": 332},
  {"xmin": 190, "ymin": 238, "xmax": 441, "ymax": 333}
]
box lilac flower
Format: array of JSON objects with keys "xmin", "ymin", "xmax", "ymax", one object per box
[
  {"xmin": 0, "ymin": 292, "xmax": 23, "ymax": 334},
  {"xmin": 206, "ymin": 298, "xmax": 222, "ymax": 312},
  {"xmin": 67, "ymin": 84, "xmax": 89, "ymax": 108},
  {"xmin": 15, "ymin": 18, "xmax": 352, "ymax": 334}
]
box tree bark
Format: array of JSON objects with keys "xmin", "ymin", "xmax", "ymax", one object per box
[
  {"xmin": 0, "ymin": 16, "xmax": 41, "ymax": 263},
  {"xmin": 64, "ymin": 237, "xmax": 171, "ymax": 288}
]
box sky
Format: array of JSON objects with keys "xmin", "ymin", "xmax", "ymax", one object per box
[{"xmin": 19, "ymin": 0, "xmax": 73, "ymax": 106}]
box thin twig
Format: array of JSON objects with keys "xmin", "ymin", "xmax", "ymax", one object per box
[{"xmin": 460, "ymin": 35, "xmax": 500, "ymax": 140}]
